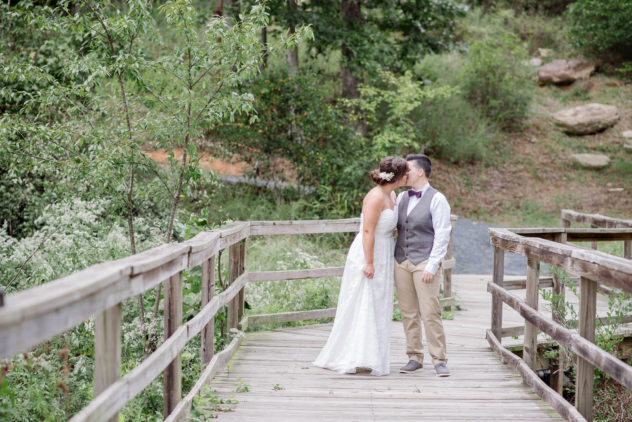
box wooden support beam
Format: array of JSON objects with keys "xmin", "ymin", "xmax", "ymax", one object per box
[
  {"xmin": 442, "ymin": 217, "xmax": 456, "ymax": 311},
  {"xmin": 237, "ymin": 240, "xmax": 246, "ymax": 321},
  {"xmin": 201, "ymin": 257, "xmax": 215, "ymax": 366},
  {"xmin": 576, "ymin": 277, "xmax": 597, "ymax": 421},
  {"xmin": 503, "ymin": 276, "xmax": 555, "ymax": 291},
  {"xmin": 163, "ymin": 272, "xmax": 183, "ymax": 418},
  {"xmin": 491, "ymin": 246, "xmax": 505, "ymax": 341},
  {"xmin": 523, "ymin": 258, "xmax": 540, "ymax": 370},
  {"xmin": 551, "ymin": 240, "xmax": 567, "ymax": 395},
  {"xmin": 94, "ymin": 304, "xmax": 121, "ymax": 422},
  {"xmin": 248, "ymin": 267, "xmax": 344, "ymax": 282},
  {"xmin": 227, "ymin": 243, "xmax": 240, "ymax": 331}
]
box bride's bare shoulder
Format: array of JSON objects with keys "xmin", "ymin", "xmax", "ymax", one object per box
[{"xmin": 362, "ymin": 188, "xmax": 383, "ymax": 208}]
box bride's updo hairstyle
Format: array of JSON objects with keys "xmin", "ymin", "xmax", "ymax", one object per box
[{"xmin": 369, "ymin": 156, "xmax": 407, "ymax": 185}]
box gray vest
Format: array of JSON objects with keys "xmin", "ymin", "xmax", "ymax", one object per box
[{"xmin": 395, "ymin": 187, "xmax": 437, "ymax": 265}]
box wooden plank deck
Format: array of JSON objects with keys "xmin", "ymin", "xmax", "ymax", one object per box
[{"xmin": 205, "ymin": 274, "xmax": 614, "ymax": 421}]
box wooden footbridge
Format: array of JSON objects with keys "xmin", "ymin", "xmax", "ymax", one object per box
[{"xmin": 1, "ymin": 210, "xmax": 631, "ymax": 421}]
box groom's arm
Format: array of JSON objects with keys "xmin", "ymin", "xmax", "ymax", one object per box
[{"xmin": 424, "ymin": 193, "xmax": 452, "ymax": 276}]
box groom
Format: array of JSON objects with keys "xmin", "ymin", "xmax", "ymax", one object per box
[{"xmin": 395, "ymin": 154, "xmax": 452, "ymax": 377}]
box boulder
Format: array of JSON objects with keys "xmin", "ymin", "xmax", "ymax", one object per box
[
  {"xmin": 622, "ymin": 130, "xmax": 632, "ymax": 140},
  {"xmin": 571, "ymin": 153, "xmax": 610, "ymax": 169},
  {"xmin": 552, "ymin": 104, "xmax": 619, "ymax": 135},
  {"xmin": 530, "ymin": 57, "xmax": 543, "ymax": 67},
  {"xmin": 538, "ymin": 58, "xmax": 596, "ymax": 85}
]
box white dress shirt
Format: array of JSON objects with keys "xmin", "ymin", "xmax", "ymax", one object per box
[{"xmin": 396, "ymin": 183, "xmax": 452, "ymax": 275}]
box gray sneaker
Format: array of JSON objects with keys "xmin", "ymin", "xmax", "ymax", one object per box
[
  {"xmin": 434, "ymin": 362, "xmax": 450, "ymax": 377},
  {"xmin": 399, "ymin": 360, "xmax": 423, "ymax": 373}
]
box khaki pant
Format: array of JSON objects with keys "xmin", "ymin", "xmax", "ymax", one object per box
[{"xmin": 394, "ymin": 259, "xmax": 447, "ymax": 366}]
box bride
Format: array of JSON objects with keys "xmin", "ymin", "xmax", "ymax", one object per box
[{"xmin": 313, "ymin": 157, "xmax": 408, "ymax": 376}]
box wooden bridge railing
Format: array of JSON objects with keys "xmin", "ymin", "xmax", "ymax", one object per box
[
  {"xmin": 0, "ymin": 215, "xmax": 456, "ymax": 422},
  {"xmin": 487, "ymin": 218, "xmax": 632, "ymax": 422},
  {"xmin": 562, "ymin": 209, "xmax": 632, "ymax": 260}
]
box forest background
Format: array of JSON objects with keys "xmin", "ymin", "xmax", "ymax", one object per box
[{"xmin": 1, "ymin": 0, "xmax": 631, "ymax": 420}]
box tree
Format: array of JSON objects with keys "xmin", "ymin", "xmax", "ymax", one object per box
[{"xmin": 143, "ymin": 0, "xmax": 310, "ymax": 319}]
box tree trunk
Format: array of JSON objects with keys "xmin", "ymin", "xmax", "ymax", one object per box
[
  {"xmin": 260, "ymin": 27, "xmax": 268, "ymax": 73},
  {"xmin": 287, "ymin": 0, "xmax": 298, "ymax": 75},
  {"xmin": 341, "ymin": 0, "xmax": 362, "ymax": 99}
]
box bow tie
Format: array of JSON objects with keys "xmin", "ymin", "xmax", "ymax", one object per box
[{"xmin": 407, "ymin": 189, "xmax": 422, "ymax": 198}]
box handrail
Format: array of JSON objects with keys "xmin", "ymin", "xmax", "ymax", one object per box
[
  {"xmin": 561, "ymin": 209, "xmax": 631, "ymax": 261},
  {"xmin": 488, "ymin": 220, "xmax": 632, "ymax": 422},
  {"xmin": 490, "ymin": 228, "xmax": 632, "ymax": 292},
  {"xmin": 561, "ymin": 209, "xmax": 632, "ymax": 229},
  {"xmin": 1, "ymin": 215, "xmax": 458, "ymax": 422}
]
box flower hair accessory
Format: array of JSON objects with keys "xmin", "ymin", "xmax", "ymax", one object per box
[{"xmin": 378, "ymin": 172, "xmax": 394, "ymax": 182}]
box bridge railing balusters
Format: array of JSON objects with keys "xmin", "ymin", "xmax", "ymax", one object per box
[
  {"xmin": 94, "ymin": 304, "xmax": 121, "ymax": 422},
  {"xmin": 523, "ymin": 258, "xmax": 540, "ymax": 370},
  {"xmin": 201, "ymin": 256, "xmax": 215, "ymax": 365},
  {"xmin": 163, "ymin": 271, "xmax": 183, "ymax": 417}
]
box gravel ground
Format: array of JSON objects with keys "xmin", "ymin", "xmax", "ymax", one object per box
[{"xmin": 453, "ymin": 217, "xmax": 537, "ymax": 275}]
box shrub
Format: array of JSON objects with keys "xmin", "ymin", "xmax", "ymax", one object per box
[
  {"xmin": 461, "ymin": 33, "xmax": 532, "ymax": 128},
  {"xmin": 207, "ymin": 68, "xmax": 369, "ymax": 217},
  {"xmin": 414, "ymin": 53, "xmax": 496, "ymax": 163},
  {"xmin": 568, "ymin": 0, "xmax": 632, "ymax": 60},
  {"xmin": 413, "ymin": 94, "xmax": 495, "ymax": 163}
]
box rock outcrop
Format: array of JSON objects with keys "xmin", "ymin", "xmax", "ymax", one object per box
[
  {"xmin": 552, "ymin": 104, "xmax": 619, "ymax": 135},
  {"xmin": 538, "ymin": 58, "xmax": 596, "ymax": 85},
  {"xmin": 570, "ymin": 153, "xmax": 610, "ymax": 169}
]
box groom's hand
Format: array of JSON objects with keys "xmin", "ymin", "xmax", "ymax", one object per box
[
  {"xmin": 421, "ymin": 270, "xmax": 434, "ymax": 283},
  {"xmin": 363, "ymin": 263, "xmax": 375, "ymax": 279}
]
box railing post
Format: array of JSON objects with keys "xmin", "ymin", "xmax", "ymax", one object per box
[
  {"xmin": 228, "ymin": 243, "xmax": 241, "ymax": 330},
  {"xmin": 94, "ymin": 304, "xmax": 121, "ymax": 422},
  {"xmin": 576, "ymin": 276, "xmax": 597, "ymax": 421},
  {"xmin": 201, "ymin": 256, "xmax": 215, "ymax": 365},
  {"xmin": 237, "ymin": 240, "xmax": 246, "ymax": 322},
  {"xmin": 524, "ymin": 258, "xmax": 540, "ymax": 370},
  {"xmin": 163, "ymin": 272, "xmax": 183, "ymax": 418},
  {"xmin": 624, "ymin": 240, "xmax": 631, "ymax": 260},
  {"xmin": 443, "ymin": 217, "xmax": 456, "ymax": 311},
  {"xmin": 590, "ymin": 224, "xmax": 598, "ymax": 251},
  {"xmin": 551, "ymin": 232, "xmax": 567, "ymax": 394},
  {"xmin": 491, "ymin": 246, "xmax": 505, "ymax": 341}
]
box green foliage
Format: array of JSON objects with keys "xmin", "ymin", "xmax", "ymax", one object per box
[
  {"xmin": 297, "ymin": 0, "xmax": 465, "ymax": 71},
  {"xmin": 460, "ymin": 7, "xmax": 573, "ymax": 55},
  {"xmin": 210, "ymin": 68, "xmax": 358, "ymax": 187},
  {"xmin": 349, "ymin": 70, "xmax": 457, "ymax": 159},
  {"xmin": 568, "ymin": 0, "xmax": 632, "ymax": 59},
  {"xmin": 190, "ymin": 385, "xmax": 237, "ymax": 420},
  {"xmin": 461, "ymin": 33, "xmax": 532, "ymax": 128},
  {"xmin": 413, "ymin": 52, "xmax": 496, "ymax": 163},
  {"xmin": 0, "ymin": 199, "xmax": 164, "ymax": 293},
  {"xmin": 233, "ymin": 377, "xmax": 250, "ymax": 393},
  {"xmin": 245, "ymin": 235, "xmax": 347, "ymax": 321},
  {"xmin": 468, "ymin": 0, "xmax": 574, "ymax": 16},
  {"xmin": 541, "ymin": 267, "xmax": 632, "ymax": 420}
]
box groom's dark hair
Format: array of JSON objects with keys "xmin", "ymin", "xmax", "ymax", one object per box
[{"xmin": 406, "ymin": 154, "xmax": 432, "ymax": 178}]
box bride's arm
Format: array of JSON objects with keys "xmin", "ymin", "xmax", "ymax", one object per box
[{"xmin": 361, "ymin": 191, "xmax": 382, "ymax": 279}]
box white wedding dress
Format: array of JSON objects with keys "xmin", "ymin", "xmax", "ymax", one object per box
[{"xmin": 313, "ymin": 206, "xmax": 396, "ymax": 376}]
